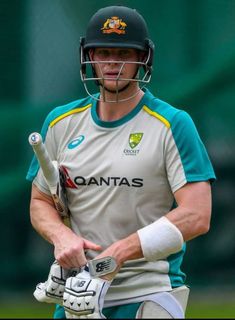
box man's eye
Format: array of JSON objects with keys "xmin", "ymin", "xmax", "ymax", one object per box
[
  {"xmin": 119, "ymin": 50, "xmax": 129, "ymax": 56},
  {"xmin": 98, "ymin": 51, "xmax": 109, "ymax": 57}
]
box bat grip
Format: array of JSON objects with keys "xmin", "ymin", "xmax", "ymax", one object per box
[{"xmin": 30, "ymin": 136, "xmax": 59, "ymax": 189}]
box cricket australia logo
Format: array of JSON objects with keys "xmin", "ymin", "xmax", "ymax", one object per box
[
  {"xmin": 123, "ymin": 132, "xmax": 143, "ymax": 156},
  {"xmin": 129, "ymin": 133, "xmax": 143, "ymax": 149}
]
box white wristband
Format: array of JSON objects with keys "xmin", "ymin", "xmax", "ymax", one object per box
[{"xmin": 137, "ymin": 216, "xmax": 184, "ymax": 262}]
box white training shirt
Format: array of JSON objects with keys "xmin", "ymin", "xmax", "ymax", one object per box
[{"xmin": 27, "ymin": 88, "xmax": 216, "ymax": 302}]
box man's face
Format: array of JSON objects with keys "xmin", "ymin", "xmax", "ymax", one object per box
[{"xmin": 90, "ymin": 48, "xmax": 142, "ymax": 92}]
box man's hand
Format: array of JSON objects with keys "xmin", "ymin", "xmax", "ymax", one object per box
[
  {"xmin": 53, "ymin": 227, "xmax": 103, "ymax": 270},
  {"xmin": 33, "ymin": 260, "xmax": 79, "ymax": 305}
]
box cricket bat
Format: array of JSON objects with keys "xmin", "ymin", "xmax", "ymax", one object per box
[{"xmin": 28, "ymin": 132, "xmax": 70, "ymax": 226}]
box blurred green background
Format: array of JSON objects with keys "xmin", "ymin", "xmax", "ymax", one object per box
[{"xmin": 1, "ymin": 0, "xmax": 235, "ymax": 318}]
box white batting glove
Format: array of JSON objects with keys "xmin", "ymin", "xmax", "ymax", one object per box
[
  {"xmin": 33, "ymin": 260, "xmax": 79, "ymax": 305},
  {"xmin": 63, "ymin": 268, "xmax": 111, "ymax": 318},
  {"xmin": 63, "ymin": 257, "xmax": 117, "ymax": 318}
]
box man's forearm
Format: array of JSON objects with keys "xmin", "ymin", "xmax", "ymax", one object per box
[
  {"xmin": 30, "ymin": 197, "xmax": 70, "ymax": 245},
  {"xmin": 95, "ymin": 232, "xmax": 144, "ymax": 280},
  {"xmin": 166, "ymin": 181, "xmax": 212, "ymax": 241}
]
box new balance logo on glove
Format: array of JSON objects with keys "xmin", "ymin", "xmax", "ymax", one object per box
[{"xmin": 88, "ymin": 256, "xmax": 117, "ymax": 277}]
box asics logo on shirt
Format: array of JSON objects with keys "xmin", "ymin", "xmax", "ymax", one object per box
[{"xmin": 68, "ymin": 135, "xmax": 85, "ymax": 149}]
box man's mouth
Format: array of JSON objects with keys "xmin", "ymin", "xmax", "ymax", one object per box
[{"xmin": 104, "ymin": 72, "xmax": 122, "ymax": 79}]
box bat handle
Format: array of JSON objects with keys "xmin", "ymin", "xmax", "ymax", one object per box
[
  {"xmin": 28, "ymin": 132, "xmax": 42, "ymax": 146},
  {"xmin": 28, "ymin": 132, "xmax": 59, "ymax": 189}
]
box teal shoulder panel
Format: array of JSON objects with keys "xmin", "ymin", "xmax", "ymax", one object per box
[
  {"xmin": 171, "ymin": 111, "xmax": 216, "ymax": 182},
  {"xmin": 26, "ymin": 96, "xmax": 94, "ymax": 182},
  {"xmin": 144, "ymin": 90, "xmax": 216, "ymax": 183},
  {"xmin": 143, "ymin": 89, "xmax": 182, "ymax": 125}
]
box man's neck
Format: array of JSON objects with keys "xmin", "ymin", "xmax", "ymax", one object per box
[{"xmin": 97, "ymin": 89, "xmax": 144, "ymax": 122}]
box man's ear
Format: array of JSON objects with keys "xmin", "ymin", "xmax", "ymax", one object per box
[
  {"xmin": 138, "ymin": 50, "xmax": 147, "ymax": 62},
  {"xmin": 88, "ymin": 49, "xmax": 94, "ymax": 61}
]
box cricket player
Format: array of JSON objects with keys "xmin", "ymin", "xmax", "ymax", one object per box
[{"xmin": 26, "ymin": 5, "xmax": 216, "ymax": 319}]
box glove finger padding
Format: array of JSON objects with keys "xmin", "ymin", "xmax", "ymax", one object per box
[
  {"xmin": 63, "ymin": 269, "xmax": 111, "ymax": 318},
  {"xmin": 33, "ymin": 260, "xmax": 79, "ymax": 305}
]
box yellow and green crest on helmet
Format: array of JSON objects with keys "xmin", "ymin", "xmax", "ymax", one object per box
[{"xmin": 101, "ymin": 16, "xmax": 127, "ymax": 34}]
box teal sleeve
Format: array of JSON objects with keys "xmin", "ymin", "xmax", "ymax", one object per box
[{"xmin": 171, "ymin": 111, "xmax": 216, "ymax": 183}]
